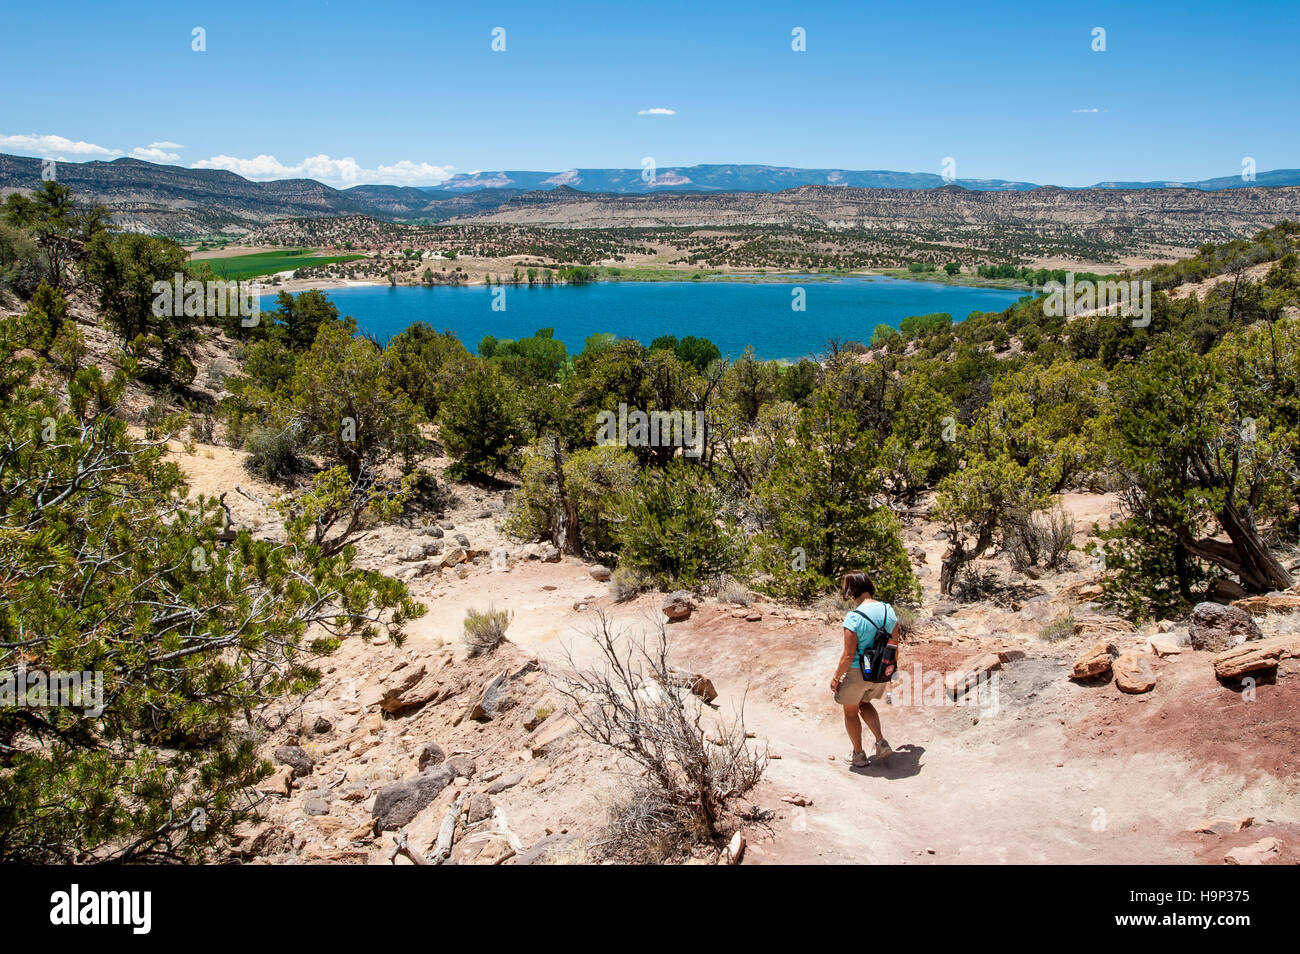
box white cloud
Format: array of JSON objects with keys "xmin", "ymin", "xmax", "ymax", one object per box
[
  {"xmin": 191, "ymin": 153, "xmax": 453, "ymax": 187},
  {"xmin": 131, "ymin": 145, "xmax": 182, "ymax": 162},
  {"xmin": 1072, "ymin": 108, "xmax": 1103, "ymax": 113},
  {"xmin": 637, "ymin": 107, "xmax": 676, "ymax": 116},
  {"xmin": 0, "ymin": 133, "xmax": 121, "ymax": 158},
  {"xmin": 149, "ymin": 141, "xmax": 184, "ymax": 149}
]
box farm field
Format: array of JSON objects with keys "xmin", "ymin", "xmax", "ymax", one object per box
[{"xmin": 190, "ymin": 247, "xmax": 366, "ymax": 280}]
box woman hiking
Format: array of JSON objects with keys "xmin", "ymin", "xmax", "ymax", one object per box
[{"xmin": 830, "ymin": 571, "xmax": 897, "ymax": 767}]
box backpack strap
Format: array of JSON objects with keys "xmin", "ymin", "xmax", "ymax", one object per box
[{"xmin": 846, "ymin": 608, "xmax": 885, "ymax": 675}]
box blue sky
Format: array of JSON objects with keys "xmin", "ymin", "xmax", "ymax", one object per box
[{"xmin": 1, "ymin": 0, "xmax": 1296, "ymax": 188}]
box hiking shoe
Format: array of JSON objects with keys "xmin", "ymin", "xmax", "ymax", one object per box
[
  {"xmin": 843, "ymin": 750, "xmax": 869, "ymax": 767},
  {"xmin": 874, "ymin": 740, "xmax": 893, "ymax": 761}
]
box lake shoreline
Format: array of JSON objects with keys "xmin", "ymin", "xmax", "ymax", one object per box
[
  {"xmin": 254, "ymin": 266, "xmax": 1031, "ymax": 297},
  {"xmin": 260, "ymin": 274, "xmax": 1028, "ymax": 362}
]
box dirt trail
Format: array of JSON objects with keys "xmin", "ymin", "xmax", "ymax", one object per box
[
  {"xmin": 403, "ymin": 560, "xmax": 1300, "ymax": 865},
  {"xmin": 168, "ymin": 444, "xmax": 1299, "ymax": 865}
]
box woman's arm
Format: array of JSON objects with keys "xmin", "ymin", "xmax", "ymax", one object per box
[{"xmin": 830, "ymin": 627, "xmax": 857, "ymax": 694}]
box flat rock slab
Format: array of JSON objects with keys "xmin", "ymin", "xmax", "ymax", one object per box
[
  {"xmin": 1212, "ymin": 635, "xmax": 1299, "ymax": 680},
  {"xmin": 1231, "ymin": 592, "xmax": 1300, "ymax": 615},
  {"xmin": 1224, "ymin": 837, "xmax": 1283, "ymax": 865},
  {"xmin": 1148, "ymin": 636, "xmax": 1184, "ymax": 658},
  {"xmin": 944, "ymin": 653, "xmax": 1003, "ymax": 698},
  {"xmin": 1191, "ymin": 817, "xmax": 1254, "ymax": 835},
  {"xmin": 529, "ymin": 712, "xmax": 579, "ymax": 757}
]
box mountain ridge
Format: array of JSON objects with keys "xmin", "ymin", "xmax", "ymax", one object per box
[{"xmin": 3, "ymin": 152, "xmax": 1299, "ymax": 238}]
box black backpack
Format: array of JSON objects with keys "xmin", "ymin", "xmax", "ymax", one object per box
[{"xmin": 848, "ymin": 605, "xmax": 899, "ymax": 683}]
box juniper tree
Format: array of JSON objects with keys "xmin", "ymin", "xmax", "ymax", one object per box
[{"xmin": 0, "ymin": 346, "xmax": 423, "ymax": 862}]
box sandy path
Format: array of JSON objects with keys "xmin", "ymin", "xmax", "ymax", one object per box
[{"xmin": 400, "ymin": 560, "xmax": 1297, "ymax": 865}]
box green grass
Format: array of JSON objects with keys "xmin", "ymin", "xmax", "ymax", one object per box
[
  {"xmin": 191, "ymin": 248, "xmax": 366, "ymax": 280},
  {"xmin": 873, "ymin": 267, "xmax": 1033, "ymax": 290}
]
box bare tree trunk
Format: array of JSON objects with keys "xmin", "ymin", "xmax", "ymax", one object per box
[
  {"xmin": 1181, "ymin": 504, "xmax": 1293, "ymax": 592},
  {"xmin": 550, "ymin": 439, "xmax": 581, "ymax": 556}
]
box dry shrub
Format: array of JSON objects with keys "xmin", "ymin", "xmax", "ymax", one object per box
[
  {"xmin": 463, "ymin": 606, "xmax": 512, "ymax": 656},
  {"xmin": 1006, "ymin": 505, "xmax": 1074, "ymax": 570},
  {"xmin": 608, "ymin": 564, "xmax": 651, "ymax": 603},
  {"xmin": 1039, "ymin": 613, "xmax": 1075, "ymax": 642},
  {"xmin": 713, "ymin": 575, "xmax": 752, "ymax": 607},
  {"xmin": 550, "ymin": 612, "xmax": 765, "ymax": 862}
]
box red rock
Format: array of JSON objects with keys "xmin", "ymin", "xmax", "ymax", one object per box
[
  {"xmin": 1224, "ymin": 837, "xmax": 1282, "ymax": 865},
  {"xmin": 1113, "ymin": 652, "xmax": 1157, "ymax": 693},
  {"xmin": 1070, "ymin": 641, "xmax": 1117, "ymax": 680},
  {"xmin": 1191, "ymin": 817, "xmax": 1253, "ymax": 835},
  {"xmin": 944, "ymin": 653, "xmax": 1002, "ymax": 698}
]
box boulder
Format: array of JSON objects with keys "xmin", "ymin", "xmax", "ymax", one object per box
[
  {"xmin": 666, "ymin": 669, "xmax": 718, "ymax": 704},
  {"xmin": 439, "ymin": 547, "xmax": 468, "ymax": 568},
  {"xmin": 1207, "ymin": 577, "xmax": 1250, "ymax": 603},
  {"xmin": 944, "ymin": 653, "xmax": 1003, "ymax": 698},
  {"xmin": 454, "ymin": 533, "xmax": 471, "ymax": 548},
  {"xmin": 257, "ymin": 765, "xmax": 295, "ymax": 797},
  {"xmin": 1189, "ymin": 602, "xmax": 1261, "ymax": 652},
  {"xmin": 379, "ymin": 663, "xmax": 440, "ymax": 715},
  {"xmin": 273, "ymin": 744, "xmax": 313, "ymax": 778},
  {"xmin": 466, "ymin": 671, "xmax": 512, "ymax": 721},
  {"xmin": 539, "ymin": 545, "xmax": 562, "ymax": 563},
  {"xmin": 529, "ymin": 712, "xmax": 579, "ymax": 757},
  {"xmin": 311, "ymin": 715, "xmax": 333, "ymax": 734},
  {"xmin": 662, "ymin": 590, "xmax": 694, "ymax": 621},
  {"xmin": 1113, "ymin": 652, "xmax": 1157, "ymax": 693},
  {"xmin": 1070, "ymin": 640, "xmax": 1117, "ymax": 680},
  {"xmin": 417, "ymin": 741, "xmax": 446, "ymax": 771},
  {"xmin": 445, "ymin": 755, "xmax": 477, "ymax": 778},
  {"xmin": 589, "ymin": 564, "xmax": 612, "ymax": 581},
  {"xmin": 486, "ymin": 772, "xmax": 524, "ymax": 795},
  {"xmin": 466, "ymin": 793, "xmax": 494, "ymax": 824},
  {"xmin": 1224, "ymin": 837, "xmax": 1282, "ymax": 865},
  {"xmin": 371, "ymin": 767, "xmax": 454, "ymax": 831}
]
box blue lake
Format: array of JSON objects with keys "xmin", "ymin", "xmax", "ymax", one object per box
[{"xmin": 266, "ymin": 277, "xmax": 1026, "ymax": 361}]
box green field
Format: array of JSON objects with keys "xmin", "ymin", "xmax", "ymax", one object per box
[{"xmin": 191, "ymin": 248, "xmax": 366, "ymax": 280}]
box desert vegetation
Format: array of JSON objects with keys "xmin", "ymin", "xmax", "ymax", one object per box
[{"xmin": 4, "ymin": 181, "xmax": 1300, "ymax": 864}]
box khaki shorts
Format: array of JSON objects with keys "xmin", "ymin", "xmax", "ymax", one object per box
[{"xmin": 835, "ymin": 668, "xmax": 888, "ymax": 705}]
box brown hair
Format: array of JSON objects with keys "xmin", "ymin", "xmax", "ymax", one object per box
[{"xmin": 840, "ymin": 571, "xmax": 875, "ymax": 601}]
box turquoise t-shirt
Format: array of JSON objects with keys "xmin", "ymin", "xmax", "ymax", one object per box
[{"xmin": 842, "ymin": 601, "xmax": 897, "ymax": 671}]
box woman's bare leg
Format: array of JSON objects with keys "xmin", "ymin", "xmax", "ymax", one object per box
[
  {"xmin": 859, "ymin": 701, "xmax": 883, "ymax": 744},
  {"xmin": 842, "ymin": 703, "xmax": 864, "ymax": 752}
]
